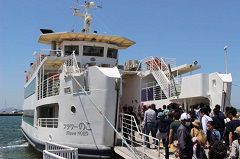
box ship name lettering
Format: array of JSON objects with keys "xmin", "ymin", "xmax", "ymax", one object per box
[{"xmin": 66, "ymin": 131, "xmax": 76, "ymax": 136}]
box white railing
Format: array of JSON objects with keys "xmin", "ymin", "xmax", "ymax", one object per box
[
  {"xmin": 38, "ymin": 74, "xmax": 60, "ymax": 100},
  {"xmin": 43, "ymin": 141, "xmax": 78, "ymax": 159},
  {"xmin": 161, "ymin": 57, "xmax": 176, "ymax": 69},
  {"xmin": 120, "ymin": 113, "xmax": 161, "ymax": 159},
  {"xmin": 38, "ymin": 118, "xmax": 58, "ymax": 128},
  {"xmin": 137, "ymin": 56, "xmax": 179, "ymax": 98}
]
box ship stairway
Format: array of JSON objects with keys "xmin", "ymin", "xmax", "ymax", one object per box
[
  {"xmin": 43, "ymin": 141, "xmax": 78, "ymax": 159},
  {"xmin": 138, "ymin": 56, "xmax": 177, "ymax": 98}
]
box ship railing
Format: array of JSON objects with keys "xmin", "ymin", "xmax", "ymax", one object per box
[
  {"xmin": 43, "ymin": 141, "xmax": 78, "ymax": 159},
  {"xmin": 161, "ymin": 57, "xmax": 176, "ymax": 69},
  {"xmin": 137, "ymin": 56, "xmax": 179, "ymax": 98},
  {"xmin": 38, "ymin": 118, "xmax": 58, "ymax": 128},
  {"xmin": 38, "ymin": 74, "xmax": 60, "ymax": 99},
  {"xmin": 120, "ymin": 113, "xmax": 161, "ymax": 159}
]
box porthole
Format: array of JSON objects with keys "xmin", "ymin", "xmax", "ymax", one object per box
[{"xmin": 71, "ymin": 106, "xmax": 76, "ymax": 114}]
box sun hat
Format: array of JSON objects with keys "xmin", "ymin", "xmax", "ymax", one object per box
[
  {"xmin": 180, "ymin": 113, "xmax": 191, "ymax": 121},
  {"xmin": 192, "ymin": 119, "xmax": 201, "ymax": 127},
  {"xmin": 235, "ymin": 126, "xmax": 240, "ymax": 134}
]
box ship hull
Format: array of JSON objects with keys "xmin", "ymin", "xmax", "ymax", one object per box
[{"xmin": 21, "ymin": 66, "xmax": 121, "ymax": 158}]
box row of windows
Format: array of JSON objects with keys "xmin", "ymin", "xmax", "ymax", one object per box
[
  {"xmin": 64, "ymin": 45, "xmax": 118, "ymax": 59},
  {"xmin": 24, "ymin": 78, "xmax": 36, "ymax": 99}
]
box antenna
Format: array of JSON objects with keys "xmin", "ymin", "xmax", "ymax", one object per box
[{"xmin": 72, "ymin": 1, "xmax": 101, "ymax": 33}]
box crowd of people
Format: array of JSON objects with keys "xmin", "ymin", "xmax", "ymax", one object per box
[{"xmin": 123, "ymin": 103, "xmax": 240, "ymax": 159}]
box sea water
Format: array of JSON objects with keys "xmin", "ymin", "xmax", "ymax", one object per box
[{"xmin": 0, "ymin": 116, "xmax": 41, "ymax": 159}]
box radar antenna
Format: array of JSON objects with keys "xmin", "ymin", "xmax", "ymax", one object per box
[{"xmin": 73, "ymin": 1, "xmax": 100, "ymax": 33}]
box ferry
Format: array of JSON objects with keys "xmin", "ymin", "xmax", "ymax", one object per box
[{"xmin": 21, "ymin": 1, "xmax": 232, "ymax": 158}]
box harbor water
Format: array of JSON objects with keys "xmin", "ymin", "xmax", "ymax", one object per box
[{"xmin": 0, "ymin": 116, "xmax": 41, "ymax": 159}]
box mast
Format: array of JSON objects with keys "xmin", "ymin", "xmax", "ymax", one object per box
[{"xmin": 73, "ymin": 1, "xmax": 96, "ymax": 33}]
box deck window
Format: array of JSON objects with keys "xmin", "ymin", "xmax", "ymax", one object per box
[
  {"xmin": 83, "ymin": 46, "xmax": 104, "ymax": 57},
  {"xmin": 64, "ymin": 45, "xmax": 79, "ymax": 56},
  {"xmin": 24, "ymin": 78, "xmax": 36, "ymax": 99},
  {"xmin": 37, "ymin": 103, "xmax": 59, "ymax": 128},
  {"xmin": 107, "ymin": 48, "xmax": 118, "ymax": 59},
  {"xmin": 23, "ymin": 110, "xmax": 34, "ymax": 126}
]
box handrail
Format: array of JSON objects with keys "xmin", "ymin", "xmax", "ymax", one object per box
[
  {"xmin": 43, "ymin": 150, "xmax": 66, "ymax": 159},
  {"xmin": 120, "ymin": 113, "xmax": 161, "ymax": 159},
  {"xmin": 38, "ymin": 74, "xmax": 60, "ymax": 100},
  {"xmin": 38, "ymin": 118, "xmax": 58, "ymax": 128},
  {"xmin": 43, "ymin": 141, "xmax": 78, "ymax": 159}
]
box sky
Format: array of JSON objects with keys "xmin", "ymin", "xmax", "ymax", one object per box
[{"xmin": 0, "ymin": 0, "xmax": 240, "ymax": 109}]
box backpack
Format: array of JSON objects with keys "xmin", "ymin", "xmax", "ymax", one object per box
[{"xmin": 158, "ymin": 119, "xmax": 169, "ymax": 133}]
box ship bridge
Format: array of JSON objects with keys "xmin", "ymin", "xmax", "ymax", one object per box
[{"xmin": 37, "ymin": 32, "xmax": 135, "ymax": 69}]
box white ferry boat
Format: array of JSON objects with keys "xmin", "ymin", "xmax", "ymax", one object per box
[{"xmin": 21, "ymin": 1, "xmax": 232, "ymax": 158}]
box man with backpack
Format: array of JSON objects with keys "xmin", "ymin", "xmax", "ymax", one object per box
[{"xmin": 156, "ymin": 112, "xmax": 171, "ymax": 159}]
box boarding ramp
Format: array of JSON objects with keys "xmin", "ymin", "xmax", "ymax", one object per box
[{"xmin": 43, "ymin": 141, "xmax": 78, "ymax": 159}]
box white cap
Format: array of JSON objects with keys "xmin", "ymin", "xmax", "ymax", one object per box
[{"xmin": 180, "ymin": 113, "xmax": 191, "ymax": 121}]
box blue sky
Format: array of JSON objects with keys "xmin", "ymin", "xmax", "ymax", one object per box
[{"xmin": 0, "ymin": 0, "xmax": 239, "ymax": 109}]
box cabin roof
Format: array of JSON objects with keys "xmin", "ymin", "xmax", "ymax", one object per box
[{"xmin": 38, "ymin": 32, "xmax": 135, "ymax": 49}]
